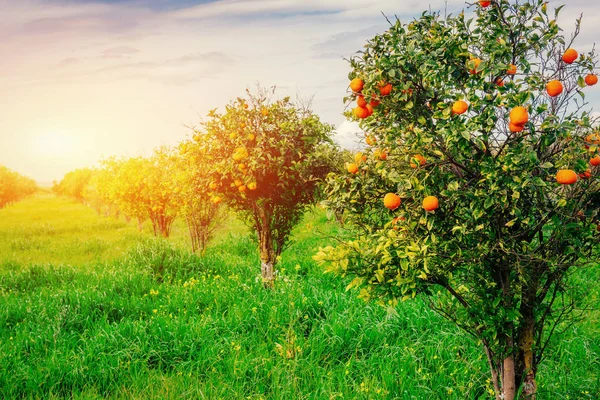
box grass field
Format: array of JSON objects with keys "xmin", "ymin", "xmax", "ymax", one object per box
[{"xmin": 0, "ymin": 194, "xmax": 599, "ymax": 399}]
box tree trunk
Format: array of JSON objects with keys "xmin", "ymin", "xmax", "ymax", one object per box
[
  {"xmin": 502, "ymin": 348, "xmax": 516, "ymax": 400},
  {"xmin": 518, "ymin": 304, "xmax": 537, "ymax": 398},
  {"xmin": 257, "ymin": 207, "xmax": 275, "ymax": 289}
]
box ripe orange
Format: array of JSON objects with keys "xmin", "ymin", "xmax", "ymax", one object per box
[
  {"xmin": 379, "ymin": 82, "xmax": 393, "ymax": 96},
  {"xmin": 241, "ymin": 122, "xmax": 246, "ymax": 129},
  {"xmin": 509, "ymin": 122, "xmax": 524, "ymax": 133},
  {"xmin": 248, "ymin": 182, "xmax": 257, "ymax": 191},
  {"xmin": 370, "ymin": 98, "xmax": 380, "ymax": 107},
  {"xmin": 495, "ymin": 78, "xmax": 505, "ymax": 87},
  {"xmin": 585, "ymin": 133, "xmax": 600, "ymax": 144},
  {"xmin": 366, "ymin": 104, "xmax": 374, "ymax": 116},
  {"xmin": 234, "ymin": 179, "xmax": 243, "ymax": 186},
  {"xmin": 480, "ymin": 1, "xmax": 491, "ymax": 7},
  {"xmin": 452, "ymin": 100, "xmax": 469, "ymax": 115},
  {"xmin": 579, "ymin": 170, "xmax": 592, "ymax": 179},
  {"xmin": 509, "ymin": 106, "xmax": 529, "ymax": 126},
  {"xmin": 365, "ymin": 136, "xmax": 376, "ymax": 146},
  {"xmin": 546, "ymin": 80, "xmax": 563, "ymax": 97},
  {"xmin": 357, "ymin": 95, "xmax": 367, "ymax": 108},
  {"xmin": 243, "ymin": 103, "xmax": 249, "ymax": 109},
  {"xmin": 556, "ymin": 169, "xmax": 578, "ymax": 184},
  {"xmin": 347, "ymin": 163, "xmax": 359, "ymax": 174},
  {"xmin": 238, "ymin": 185, "xmax": 247, "ymax": 192},
  {"xmin": 507, "ymin": 64, "xmax": 517, "ymax": 75},
  {"xmin": 238, "ymin": 163, "xmax": 247, "ymax": 172},
  {"xmin": 350, "ymin": 78, "xmax": 364, "ymax": 93},
  {"xmin": 261, "ymin": 108, "xmax": 269, "ymax": 116},
  {"xmin": 247, "ymin": 133, "xmax": 255, "ymax": 141},
  {"xmin": 379, "ymin": 149, "xmax": 388, "ymax": 160},
  {"xmin": 585, "ymin": 74, "xmax": 598, "ymax": 86},
  {"xmin": 353, "ymin": 106, "xmax": 369, "ymax": 119},
  {"xmin": 212, "ymin": 196, "xmax": 222, "ymax": 204},
  {"xmin": 422, "ymin": 196, "xmax": 439, "ymax": 211},
  {"xmin": 467, "ymin": 58, "xmax": 482, "ymax": 74},
  {"xmin": 383, "ymin": 193, "xmax": 401, "ymax": 210},
  {"xmin": 562, "ymin": 48, "xmax": 578, "ymax": 64},
  {"xmin": 208, "ymin": 182, "xmax": 217, "ymax": 190},
  {"xmin": 591, "ymin": 155, "xmax": 600, "ymax": 166},
  {"xmin": 410, "ymin": 154, "xmax": 426, "ymax": 168}
]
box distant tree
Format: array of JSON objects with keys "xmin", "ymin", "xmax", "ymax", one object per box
[
  {"xmin": 0, "ymin": 166, "xmax": 37, "ymax": 208},
  {"xmin": 196, "ymin": 88, "xmax": 337, "ymax": 287}
]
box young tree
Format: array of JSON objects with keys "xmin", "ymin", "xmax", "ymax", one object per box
[
  {"xmin": 0, "ymin": 166, "xmax": 37, "ymax": 208},
  {"xmin": 175, "ymin": 140, "xmax": 226, "ymax": 254},
  {"xmin": 316, "ymin": 1, "xmax": 599, "ymax": 398},
  {"xmin": 196, "ymin": 88, "xmax": 337, "ymax": 287}
]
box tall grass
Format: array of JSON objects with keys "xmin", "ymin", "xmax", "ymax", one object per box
[{"xmin": 0, "ymin": 196, "xmax": 598, "ymax": 398}]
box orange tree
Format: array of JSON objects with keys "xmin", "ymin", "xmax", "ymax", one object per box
[
  {"xmin": 195, "ymin": 88, "xmax": 336, "ymax": 287},
  {"xmin": 175, "ymin": 139, "xmax": 226, "ymax": 254},
  {"xmin": 315, "ymin": 1, "xmax": 599, "ymax": 399},
  {"xmin": 0, "ymin": 166, "xmax": 37, "ymax": 208},
  {"xmin": 52, "ymin": 168, "xmax": 93, "ymax": 202}
]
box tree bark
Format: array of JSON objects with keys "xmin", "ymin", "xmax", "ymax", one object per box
[
  {"xmin": 257, "ymin": 207, "xmax": 275, "ymax": 289},
  {"xmin": 503, "ymin": 347, "xmax": 517, "ymax": 400},
  {"xmin": 518, "ymin": 305, "xmax": 537, "ymax": 398}
]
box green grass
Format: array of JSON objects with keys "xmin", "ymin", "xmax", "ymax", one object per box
[{"xmin": 0, "ymin": 195, "xmax": 598, "ymax": 399}]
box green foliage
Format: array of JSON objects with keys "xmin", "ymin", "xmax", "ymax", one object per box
[{"xmin": 319, "ymin": 0, "xmax": 600, "ymax": 396}]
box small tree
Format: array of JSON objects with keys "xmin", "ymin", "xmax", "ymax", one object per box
[
  {"xmin": 316, "ymin": 1, "xmax": 599, "ymax": 399},
  {"xmin": 196, "ymin": 88, "xmax": 336, "ymax": 287},
  {"xmin": 175, "ymin": 140, "xmax": 226, "ymax": 253}
]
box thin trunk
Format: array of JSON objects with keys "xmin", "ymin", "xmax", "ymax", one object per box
[
  {"xmin": 257, "ymin": 207, "xmax": 275, "ymax": 289},
  {"xmin": 483, "ymin": 343, "xmax": 502, "ymax": 399},
  {"xmin": 518, "ymin": 300, "xmax": 537, "ymax": 398},
  {"xmin": 503, "ymin": 343, "xmax": 516, "ymax": 400}
]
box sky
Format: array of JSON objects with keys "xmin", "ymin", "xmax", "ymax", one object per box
[{"xmin": 1, "ymin": 0, "xmax": 599, "ymax": 183}]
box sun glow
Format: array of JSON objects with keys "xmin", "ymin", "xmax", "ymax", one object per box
[{"xmin": 30, "ymin": 129, "xmax": 83, "ymax": 158}]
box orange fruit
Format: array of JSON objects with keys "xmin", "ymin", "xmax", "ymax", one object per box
[
  {"xmin": 546, "ymin": 80, "xmax": 563, "ymax": 97},
  {"xmin": 248, "ymin": 182, "xmax": 257, "ymax": 191},
  {"xmin": 353, "ymin": 106, "xmax": 369, "ymax": 119},
  {"xmin": 562, "ymin": 48, "xmax": 578, "ymax": 64},
  {"xmin": 379, "ymin": 82, "xmax": 393, "ymax": 96},
  {"xmin": 354, "ymin": 152, "xmax": 366, "ymax": 164},
  {"xmin": 467, "ymin": 58, "xmax": 482, "ymax": 74},
  {"xmin": 238, "ymin": 185, "xmax": 247, "ymax": 192},
  {"xmin": 247, "ymin": 133, "xmax": 255, "ymax": 141},
  {"xmin": 357, "ymin": 95, "xmax": 367, "ymax": 108},
  {"xmin": 509, "ymin": 106, "xmax": 529, "ymax": 126},
  {"xmin": 238, "ymin": 163, "xmax": 247, "ymax": 172},
  {"xmin": 383, "ymin": 193, "xmax": 401, "ymax": 210},
  {"xmin": 495, "ymin": 78, "xmax": 505, "ymax": 87},
  {"xmin": 509, "ymin": 122, "xmax": 524, "ymax": 133},
  {"xmin": 556, "ymin": 169, "xmax": 578, "ymax": 184},
  {"xmin": 452, "ymin": 100, "xmax": 469, "ymax": 115},
  {"xmin": 379, "ymin": 149, "xmax": 388, "ymax": 160},
  {"xmin": 422, "ymin": 196, "xmax": 439, "ymax": 211},
  {"xmin": 208, "ymin": 182, "xmax": 217, "ymax": 190},
  {"xmin": 410, "ymin": 154, "xmax": 426, "ymax": 168},
  {"xmin": 243, "ymin": 103, "xmax": 249, "ymax": 109},
  {"xmin": 366, "ymin": 104, "xmax": 374, "ymax": 116},
  {"xmin": 585, "ymin": 133, "xmax": 600, "ymax": 144},
  {"xmin": 234, "ymin": 179, "xmax": 243, "ymax": 186},
  {"xmin": 365, "ymin": 136, "xmax": 376, "ymax": 146},
  {"xmin": 261, "ymin": 108, "xmax": 269, "ymax": 116},
  {"xmin": 585, "ymin": 74, "xmax": 598, "ymax": 86},
  {"xmin": 241, "ymin": 122, "xmax": 246, "ymax": 129},
  {"xmin": 350, "ymin": 78, "xmax": 364, "ymax": 93},
  {"xmin": 579, "ymin": 170, "xmax": 592, "ymax": 179},
  {"xmin": 212, "ymin": 196, "xmax": 222, "ymax": 204},
  {"xmin": 591, "ymin": 155, "xmax": 600, "ymax": 166},
  {"xmin": 370, "ymin": 98, "xmax": 380, "ymax": 107},
  {"xmin": 347, "ymin": 163, "xmax": 359, "ymax": 174},
  {"xmin": 479, "ymin": 0, "xmax": 491, "ymax": 7},
  {"xmin": 507, "ymin": 64, "xmax": 517, "ymax": 75}
]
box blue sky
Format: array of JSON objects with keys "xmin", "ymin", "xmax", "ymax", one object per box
[{"xmin": 1, "ymin": 0, "xmax": 599, "ymax": 182}]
